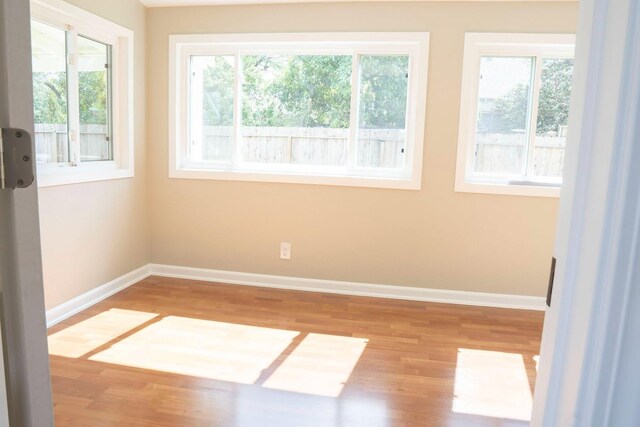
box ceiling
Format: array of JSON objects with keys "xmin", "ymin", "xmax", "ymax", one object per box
[{"xmin": 140, "ymin": 0, "xmax": 576, "ymax": 8}]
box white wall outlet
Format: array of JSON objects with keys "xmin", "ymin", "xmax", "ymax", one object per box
[{"xmin": 280, "ymin": 242, "xmax": 291, "ymax": 260}]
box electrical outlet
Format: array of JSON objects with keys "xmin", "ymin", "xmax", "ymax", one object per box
[{"xmin": 280, "ymin": 242, "xmax": 291, "ymax": 260}]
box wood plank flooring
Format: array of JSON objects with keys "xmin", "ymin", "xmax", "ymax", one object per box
[{"xmin": 48, "ymin": 276, "xmax": 544, "ymax": 427}]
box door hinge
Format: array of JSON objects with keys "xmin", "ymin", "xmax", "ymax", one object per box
[{"xmin": 0, "ymin": 128, "xmax": 34, "ymax": 189}]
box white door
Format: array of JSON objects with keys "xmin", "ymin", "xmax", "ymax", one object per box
[
  {"xmin": 532, "ymin": 0, "xmax": 640, "ymax": 425},
  {"xmin": 0, "ymin": 0, "xmax": 54, "ymax": 425}
]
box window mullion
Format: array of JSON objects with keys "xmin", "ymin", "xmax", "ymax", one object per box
[
  {"xmin": 233, "ymin": 53, "xmax": 243, "ymax": 165},
  {"xmin": 189, "ymin": 57, "xmax": 204, "ymax": 162},
  {"xmin": 525, "ymin": 55, "xmax": 543, "ymax": 178},
  {"xmin": 347, "ymin": 53, "xmax": 359, "ymax": 170},
  {"xmin": 106, "ymin": 45, "xmax": 114, "ymax": 162},
  {"xmin": 181, "ymin": 51, "xmax": 190, "ymax": 168},
  {"xmin": 66, "ymin": 29, "xmax": 81, "ymax": 166}
]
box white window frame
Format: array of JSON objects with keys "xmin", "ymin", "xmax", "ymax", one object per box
[
  {"xmin": 169, "ymin": 32, "xmax": 429, "ymax": 190},
  {"xmin": 31, "ymin": 0, "xmax": 134, "ymax": 187},
  {"xmin": 455, "ymin": 33, "xmax": 576, "ymax": 198}
]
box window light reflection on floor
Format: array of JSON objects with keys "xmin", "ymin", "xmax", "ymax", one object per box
[
  {"xmin": 48, "ymin": 308, "xmax": 159, "ymax": 358},
  {"xmin": 453, "ymin": 348, "xmax": 533, "ymax": 421},
  {"xmin": 262, "ymin": 333, "xmax": 368, "ymax": 397},
  {"xmin": 234, "ymin": 387, "xmax": 388, "ymax": 426},
  {"xmin": 52, "ymin": 310, "xmax": 369, "ymax": 397},
  {"xmin": 89, "ymin": 316, "xmax": 300, "ymax": 384}
]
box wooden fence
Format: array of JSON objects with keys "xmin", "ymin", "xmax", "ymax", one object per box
[
  {"xmin": 200, "ymin": 126, "xmax": 406, "ymax": 168},
  {"xmin": 35, "ymin": 124, "xmax": 110, "ymax": 163},
  {"xmin": 199, "ymin": 127, "xmax": 565, "ymax": 174},
  {"xmin": 475, "ymin": 133, "xmax": 566, "ymax": 177},
  {"xmin": 34, "ymin": 124, "xmax": 566, "ymax": 176}
]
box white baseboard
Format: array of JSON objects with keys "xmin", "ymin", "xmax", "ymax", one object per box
[
  {"xmin": 150, "ymin": 264, "xmax": 546, "ymax": 311},
  {"xmin": 46, "ymin": 265, "xmax": 151, "ymax": 328},
  {"xmin": 45, "ymin": 264, "xmax": 545, "ymax": 328}
]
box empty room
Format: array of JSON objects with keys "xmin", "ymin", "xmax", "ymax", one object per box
[{"xmin": 2, "ymin": 0, "xmax": 640, "ymax": 425}]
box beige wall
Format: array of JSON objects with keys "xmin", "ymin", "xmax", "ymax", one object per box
[
  {"xmin": 38, "ymin": 0, "xmax": 149, "ymax": 309},
  {"xmin": 34, "ymin": 1, "xmax": 579, "ymax": 311},
  {"xmin": 147, "ymin": 2, "xmax": 578, "ymax": 297}
]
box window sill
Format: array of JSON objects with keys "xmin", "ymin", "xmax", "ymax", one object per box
[
  {"xmin": 455, "ymin": 180, "xmax": 561, "ymax": 198},
  {"xmin": 169, "ymin": 167, "xmax": 421, "ymax": 190},
  {"xmin": 37, "ymin": 165, "xmax": 134, "ymax": 188}
]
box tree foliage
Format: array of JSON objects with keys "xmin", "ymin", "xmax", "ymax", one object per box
[
  {"xmin": 202, "ymin": 57, "xmax": 235, "ymax": 126},
  {"xmin": 35, "ymin": 55, "xmax": 411, "ymax": 130},
  {"xmin": 79, "ymin": 72, "xmax": 108, "ymax": 125},
  {"xmin": 536, "ymin": 58, "xmax": 573, "ymax": 133},
  {"xmin": 33, "ymin": 71, "xmax": 108, "ymax": 125},
  {"xmin": 202, "ymin": 55, "xmax": 409, "ymax": 129},
  {"xmin": 358, "ymin": 56, "xmax": 408, "ymax": 129},
  {"xmin": 33, "ymin": 72, "xmax": 67, "ymax": 124},
  {"xmin": 493, "ymin": 58, "xmax": 574, "ymax": 134},
  {"xmin": 241, "ymin": 55, "xmax": 352, "ymax": 128},
  {"xmin": 492, "ymin": 84, "xmax": 530, "ymax": 131}
]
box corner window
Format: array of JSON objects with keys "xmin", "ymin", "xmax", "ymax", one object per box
[
  {"xmin": 455, "ymin": 33, "xmax": 575, "ymax": 197},
  {"xmin": 170, "ymin": 33, "xmax": 429, "ymax": 190},
  {"xmin": 30, "ymin": 0, "xmax": 134, "ymax": 187},
  {"xmin": 77, "ymin": 35, "xmax": 113, "ymax": 162}
]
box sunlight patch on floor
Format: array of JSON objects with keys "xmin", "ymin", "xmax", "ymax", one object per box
[
  {"xmin": 262, "ymin": 333, "xmax": 368, "ymax": 397},
  {"xmin": 234, "ymin": 388, "xmax": 388, "ymax": 426},
  {"xmin": 89, "ymin": 316, "xmax": 300, "ymax": 384},
  {"xmin": 48, "ymin": 309, "xmax": 159, "ymax": 358},
  {"xmin": 55, "ymin": 311, "xmax": 368, "ymax": 396},
  {"xmin": 453, "ymin": 348, "xmax": 533, "ymax": 421}
]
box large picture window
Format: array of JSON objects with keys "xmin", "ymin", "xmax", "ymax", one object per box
[
  {"xmin": 455, "ymin": 33, "xmax": 575, "ymax": 197},
  {"xmin": 30, "ymin": 0, "xmax": 134, "ymax": 187},
  {"xmin": 170, "ymin": 33, "xmax": 429, "ymax": 190}
]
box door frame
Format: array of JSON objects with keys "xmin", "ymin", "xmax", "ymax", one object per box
[
  {"xmin": 0, "ymin": 0, "xmax": 54, "ymax": 425},
  {"xmin": 532, "ymin": 0, "xmax": 640, "ymax": 425},
  {"xmin": 1, "ymin": 0, "xmax": 640, "ymax": 425}
]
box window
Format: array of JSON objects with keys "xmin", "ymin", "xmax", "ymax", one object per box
[
  {"xmin": 170, "ymin": 33, "xmax": 429, "ymax": 190},
  {"xmin": 455, "ymin": 33, "xmax": 575, "ymax": 197},
  {"xmin": 30, "ymin": 0, "xmax": 134, "ymax": 187}
]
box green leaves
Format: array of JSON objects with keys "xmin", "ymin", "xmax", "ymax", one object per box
[
  {"xmin": 199, "ymin": 54, "xmax": 410, "ymax": 129},
  {"xmin": 241, "ymin": 55, "xmax": 352, "ymax": 128},
  {"xmin": 79, "ymin": 71, "xmax": 108, "ymax": 125},
  {"xmin": 536, "ymin": 58, "xmax": 573, "ymax": 134},
  {"xmin": 358, "ymin": 56, "xmax": 409, "ymax": 130},
  {"xmin": 202, "ymin": 56, "xmax": 234, "ymax": 126},
  {"xmin": 33, "ymin": 72, "xmax": 67, "ymax": 124},
  {"xmin": 492, "ymin": 58, "xmax": 573, "ymax": 135},
  {"xmin": 492, "ymin": 84, "xmax": 530, "ymax": 132},
  {"xmin": 33, "ymin": 71, "xmax": 109, "ymax": 125}
]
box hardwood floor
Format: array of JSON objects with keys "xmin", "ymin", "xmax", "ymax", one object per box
[{"xmin": 48, "ymin": 276, "xmax": 544, "ymax": 427}]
